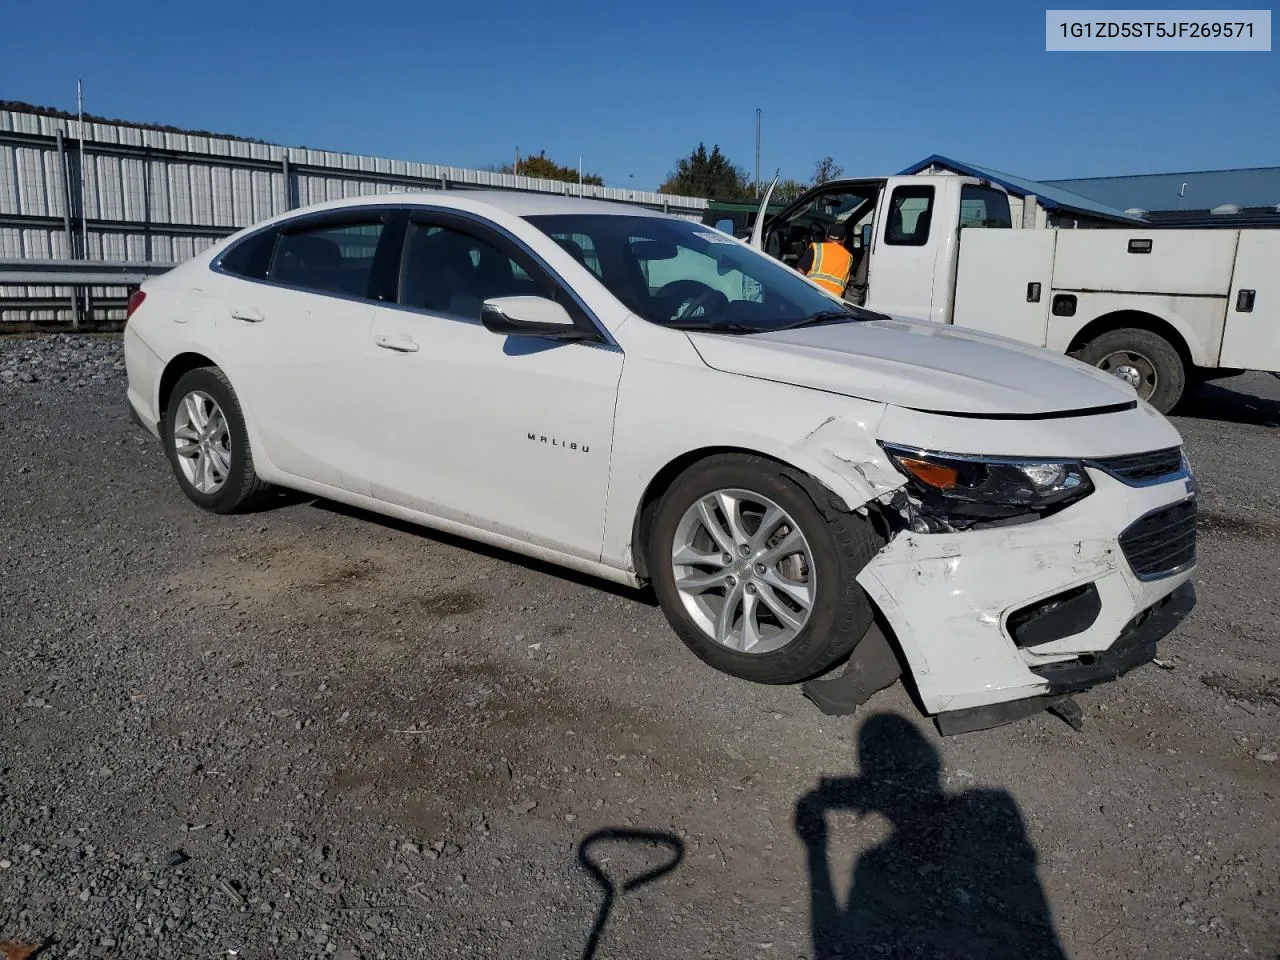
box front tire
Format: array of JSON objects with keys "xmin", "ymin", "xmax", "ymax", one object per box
[
  {"xmin": 649, "ymin": 454, "xmax": 882, "ymax": 685},
  {"xmin": 1078, "ymin": 328, "xmax": 1186, "ymax": 413},
  {"xmin": 163, "ymin": 366, "xmax": 271, "ymax": 514}
]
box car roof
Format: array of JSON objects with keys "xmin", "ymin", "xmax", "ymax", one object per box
[{"xmin": 271, "ymin": 189, "xmax": 686, "ymax": 221}]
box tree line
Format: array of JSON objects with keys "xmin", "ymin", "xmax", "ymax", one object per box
[
  {"xmin": 657, "ymin": 144, "xmax": 844, "ymax": 202},
  {"xmin": 493, "ymin": 150, "xmax": 605, "ymax": 186},
  {"xmin": 491, "ymin": 144, "xmax": 843, "ymax": 201}
]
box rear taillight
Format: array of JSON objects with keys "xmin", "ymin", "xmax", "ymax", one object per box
[{"xmin": 126, "ymin": 289, "xmax": 147, "ymax": 319}]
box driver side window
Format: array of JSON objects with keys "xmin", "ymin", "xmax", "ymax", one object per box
[{"xmin": 397, "ymin": 221, "xmax": 548, "ymax": 320}]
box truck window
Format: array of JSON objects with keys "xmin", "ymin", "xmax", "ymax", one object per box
[
  {"xmin": 959, "ymin": 185, "xmax": 1013, "ymax": 229},
  {"xmin": 885, "ymin": 186, "xmax": 934, "ymax": 246}
]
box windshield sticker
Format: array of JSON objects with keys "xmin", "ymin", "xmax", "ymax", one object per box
[{"xmin": 693, "ymin": 230, "xmax": 736, "ymax": 245}]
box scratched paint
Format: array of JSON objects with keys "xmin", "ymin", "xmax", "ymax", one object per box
[{"xmin": 795, "ymin": 416, "xmax": 906, "ymax": 503}]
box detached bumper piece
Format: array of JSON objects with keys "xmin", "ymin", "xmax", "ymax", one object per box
[
  {"xmin": 801, "ymin": 622, "xmax": 903, "ymax": 716},
  {"xmin": 933, "ymin": 581, "xmax": 1196, "ymax": 736},
  {"xmin": 1030, "ymin": 580, "xmax": 1196, "ymax": 693}
]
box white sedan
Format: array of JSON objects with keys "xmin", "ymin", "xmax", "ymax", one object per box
[{"xmin": 123, "ymin": 191, "xmax": 1198, "ymax": 733}]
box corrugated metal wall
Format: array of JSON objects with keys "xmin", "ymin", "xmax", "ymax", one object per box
[{"xmin": 0, "ymin": 108, "xmax": 709, "ymax": 325}]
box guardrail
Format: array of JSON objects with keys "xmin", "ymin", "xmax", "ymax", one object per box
[
  {"xmin": 0, "ymin": 259, "xmax": 178, "ymax": 330},
  {"xmin": 0, "ymin": 259, "xmax": 176, "ymax": 286}
]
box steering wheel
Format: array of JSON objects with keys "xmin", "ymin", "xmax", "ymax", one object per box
[{"xmin": 654, "ymin": 279, "xmax": 727, "ymax": 322}]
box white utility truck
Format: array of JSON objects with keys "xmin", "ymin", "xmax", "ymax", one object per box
[{"xmin": 726, "ymin": 174, "xmax": 1279, "ymax": 413}]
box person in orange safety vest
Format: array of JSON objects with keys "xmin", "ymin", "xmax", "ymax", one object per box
[{"xmin": 795, "ymin": 222, "xmax": 853, "ymax": 298}]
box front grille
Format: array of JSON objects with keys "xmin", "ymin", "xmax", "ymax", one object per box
[
  {"xmin": 1119, "ymin": 498, "xmax": 1197, "ymax": 580},
  {"xmin": 1090, "ymin": 446, "xmax": 1185, "ymax": 485}
]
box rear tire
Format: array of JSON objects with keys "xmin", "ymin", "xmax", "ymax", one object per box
[
  {"xmin": 1077, "ymin": 327, "xmax": 1185, "ymax": 414},
  {"xmin": 649, "ymin": 454, "xmax": 883, "ymax": 685},
  {"xmin": 163, "ymin": 366, "xmax": 272, "ymax": 514}
]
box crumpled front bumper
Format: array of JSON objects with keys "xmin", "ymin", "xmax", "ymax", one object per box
[
  {"xmin": 929, "ymin": 581, "xmax": 1195, "ymax": 734},
  {"xmin": 854, "ymin": 466, "xmax": 1197, "ymax": 721}
]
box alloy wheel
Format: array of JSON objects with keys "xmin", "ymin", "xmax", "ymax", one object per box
[
  {"xmin": 172, "ymin": 390, "xmax": 232, "ymax": 494},
  {"xmin": 670, "ymin": 488, "xmax": 816, "ymax": 654}
]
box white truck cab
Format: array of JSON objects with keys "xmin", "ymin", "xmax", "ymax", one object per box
[{"xmin": 738, "ymin": 174, "xmax": 1280, "ymax": 413}]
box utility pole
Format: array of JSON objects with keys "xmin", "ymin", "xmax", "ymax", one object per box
[
  {"xmin": 754, "ymin": 108, "xmax": 762, "ymax": 197},
  {"xmin": 578, "ymin": 156, "xmax": 583, "ymax": 194},
  {"xmin": 77, "ymin": 79, "xmax": 88, "ymax": 259},
  {"xmin": 76, "ymin": 78, "xmax": 89, "ymax": 329},
  {"xmin": 514, "ymin": 146, "xmax": 520, "ymax": 176}
]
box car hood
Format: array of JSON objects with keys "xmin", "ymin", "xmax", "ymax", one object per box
[{"xmin": 686, "ymin": 315, "xmax": 1138, "ymax": 416}]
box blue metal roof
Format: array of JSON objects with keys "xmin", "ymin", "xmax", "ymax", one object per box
[
  {"xmin": 899, "ymin": 155, "xmax": 1146, "ymax": 223},
  {"xmin": 1043, "ymin": 167, "xmax": 1280, "ymax": 214}
]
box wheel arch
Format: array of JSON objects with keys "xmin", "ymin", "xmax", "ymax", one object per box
[
  {"xmin": 628, "ymin": 445, "xmax": 884, "ymax": 581},
  {"xmin": 1065, "ymin": 309, "xmax": 1196, "ymax": 372},
  {"xmin": 157, "ymin": 351, "xmax": 219, "ymax": 420},
  {"xmin": 156, "ymin": 351, "xmax": 276, "ymax": 480}
]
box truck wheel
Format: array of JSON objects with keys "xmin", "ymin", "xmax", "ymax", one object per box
[
  {"xmin": 648, "ymin": 454, "xmax": 882, "ymax": 685},
  {"xmin": 1078, "ymin": 328, "xmax": 1186, "ymax": 413}
]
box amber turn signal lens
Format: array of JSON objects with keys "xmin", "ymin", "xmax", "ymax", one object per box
[{"xmin": 896, "ymin": 456, "xmax": 959, "ymax": 490}]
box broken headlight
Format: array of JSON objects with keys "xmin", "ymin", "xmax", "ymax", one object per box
[{"xmin": 880, "ymin": 443, "xmax": 1093, "ymax": 532}]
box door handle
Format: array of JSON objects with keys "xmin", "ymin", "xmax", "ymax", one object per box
[
  {"xmin": 375, "ymin": 334, "xmax": 419, "ymax": 353},
  {"xmin": 230, "ymin": 308, "xmax": 264, "ymax": 323}
]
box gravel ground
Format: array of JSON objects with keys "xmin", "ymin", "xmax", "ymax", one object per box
[
  {"xmin": 1, "ymin": 334, "xmax": 1276, "ymax": 960},
  {"xmin": 0, "ymin": 335, "xmax": 125, "ymax": 388}
]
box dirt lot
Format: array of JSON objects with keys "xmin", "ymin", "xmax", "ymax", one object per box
[{"xmin": 1, "ymin": 336, "xmax": 1277, "ymax": 960}]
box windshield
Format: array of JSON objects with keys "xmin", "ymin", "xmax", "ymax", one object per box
[{"xmin": 523, "ymin": 213, "xmax": 883, "ymax": 334}]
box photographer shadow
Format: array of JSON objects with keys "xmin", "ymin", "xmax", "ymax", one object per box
[{"xmin": 794, "ymin": 713, "xmax": 1068, "ymax": 960}]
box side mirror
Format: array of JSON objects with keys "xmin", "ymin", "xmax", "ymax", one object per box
[
  {"xmin": 861, "ymin": 223, "xmax": 873, "ymax": 248},
  {"xmin": 714, "ymin": 218, "xmax": 735, "ymax": 235},
  {"xmin": 480, "ymin": 296, "xmax": 588, "ymax": 340}
]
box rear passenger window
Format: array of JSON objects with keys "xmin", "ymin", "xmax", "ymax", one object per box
[
  {"xmin": 268, "ymin": 220, "xmax": 385, "ymax": 298},
  {"xmin": 959, "ymin": 185, "xmax": 1013, "ymax": 229},
  {"xmin": 218, "ymin": 228, "xmax": 277, "ymax": 281},
  {"xmin": 398, "ymin": 222, "xmax": 548, "ymax": 319}
]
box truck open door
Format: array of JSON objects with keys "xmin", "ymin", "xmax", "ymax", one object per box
[
  {"xmin": 748, "ymin": 172, "xmax": 780, "ymax": 251},
  {"xmin": 750, "ymin": 178, "xmax": 885, "ymax": 274},
  {"xmin": 1219, "ymin": 231, "xmax": 1280, "ymax": 373}
]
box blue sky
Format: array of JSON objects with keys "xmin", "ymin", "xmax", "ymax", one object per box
[{"xmin": 2, "ymin": 0, "xmax": 1275, "ymax": 190}]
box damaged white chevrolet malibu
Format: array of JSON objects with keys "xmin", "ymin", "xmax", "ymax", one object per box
[{"xmin": 123, "ymin": 192, "xmax": 1198, "ymax": 734}]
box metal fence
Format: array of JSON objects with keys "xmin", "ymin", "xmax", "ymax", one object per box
[{"xmin": 0, "ymin": 107, "xmax": 709, "ymax": 326}]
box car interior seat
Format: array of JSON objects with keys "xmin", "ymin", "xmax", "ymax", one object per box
[
  {"xmin": 885, "ymin": 207, "xmax": 905, "ymax": 244},
  {"xmin": 272, "ymin": 235, "xmax": 342, "ymax": 288},
  {"xmin": 847, "ymin": 244, "xmax": 871, "ymax": 305},
  {"xmin": 913, "ymin": 208, "xmax": 932, "ymax": 241},
  {"xmin": 886, "ymin": 206, "xmax": 931, "ymax": 246},
  {"xmin": 401, "ymin": 230, "xmax": 475, "ymax": 315},
  {"xmin": 553, "ymin": 237, "xmax": 591, "ymax": 271},
  {"xmin": 611, "ymin": 239, "xmax": 658, "ymax": 317}
]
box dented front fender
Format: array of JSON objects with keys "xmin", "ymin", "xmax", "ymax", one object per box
[{"xmin": 792, "ymin": 412, "xmax": 907, "ymax": 510}]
